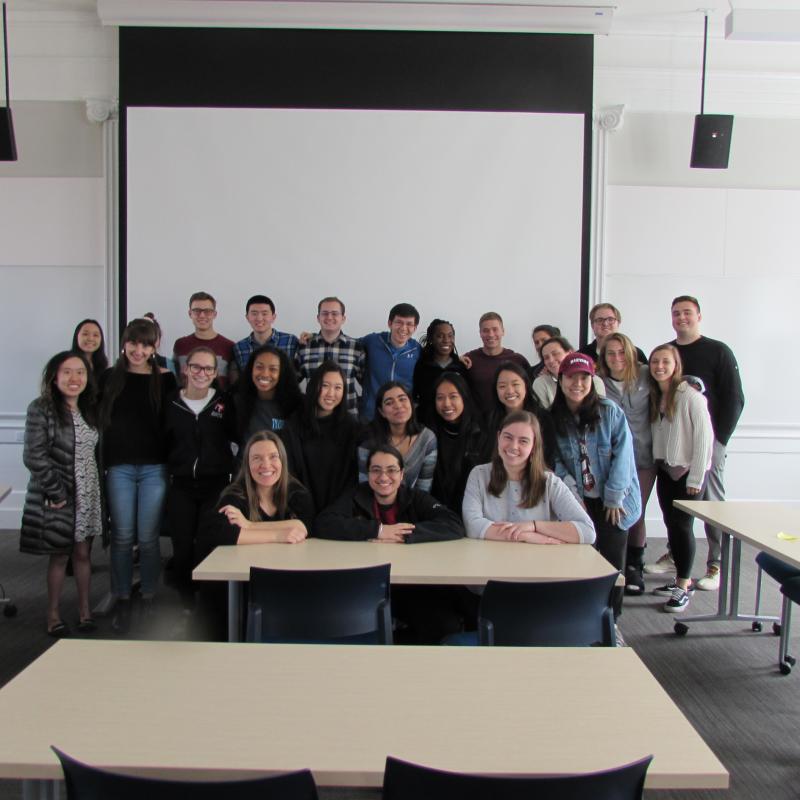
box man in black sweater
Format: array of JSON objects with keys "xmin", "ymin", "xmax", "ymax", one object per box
[{"xmin": 667, "ymin": 294, "xmax": 744, "ymax": 590}]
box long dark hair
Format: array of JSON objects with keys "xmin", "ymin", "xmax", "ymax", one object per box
[
  {"xmin": 297, "ymin": 361, "xmax": 350, "ymax": 437},
  {"xmin": 487, "ymin": 361, "xmax": 543, "ymax": 433},
  {"xmin": 99, "ymin": 319, "xmax": 163, "ymax": 429},
  {"xmin": 428, "ymin": 372, "xmax": 480, "ymax": 434},
  {"xmin": 419, "ymin": 318, "xmax": 459, "ymax": 364},
  {"xmin": 225, "ymin": 431, "xmax": 294, "ymax": 521},
  {"xmin": 237, "ymin": 345, "xmax": 303, "ymax": 440},
  {"xmin": 551, "ymin": 371, "xmax": 602, "ymax": 435},
  {"xmin": 488, "ymin": 410, "xmax": 547, "ymax": 507},
  {"xmin": 369, "ymin": 381, "xmax": 423, "ymax": 442},
  {"xmin": 71, "ymin": 319, "xmax": 108, "ymax": 373},
  {"xmin": 40, "ymin": 350, "xmax": 97, "ymax": 426}
]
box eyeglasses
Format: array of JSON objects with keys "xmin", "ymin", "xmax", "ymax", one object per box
[
  {"xmin": 190, "ymin": 307, "xmax": 216, "ymax": 317},
  {"xmin": 369, "ymin": 466, "xmax": 402, "ymax": 477},
  {"xmin": 593, "ymin": 316, "xmax": 618, "ymax": 326},
  {"xmin": 188, "ymin": 364, "xmax": 216, "ymax": 376},
  {"xmin": 318, "ymin": 311, "xmax": 342, "ymax": 318}
]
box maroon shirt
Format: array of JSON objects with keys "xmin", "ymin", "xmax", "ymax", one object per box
[{"xmin": 464, "ymin": 348, "xmax": 530, "ymax": 417}]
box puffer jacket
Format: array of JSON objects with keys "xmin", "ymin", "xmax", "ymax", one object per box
[{"xmin": 20, "ymin": 398, "xmax": 101, "ymax": 554}]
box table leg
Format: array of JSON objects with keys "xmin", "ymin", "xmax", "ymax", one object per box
[{"xmin": 228, "ymin": 580, "xmax": 241, "ymax": 643}]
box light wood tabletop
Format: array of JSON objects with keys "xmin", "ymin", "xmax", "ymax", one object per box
[
  {"xmin": 193, "ymin": 537, "xmax": 619, "ymax": 584},
  {"xmin": 0, "ymin": 640, "xmax": 728, "ymax": 790}
]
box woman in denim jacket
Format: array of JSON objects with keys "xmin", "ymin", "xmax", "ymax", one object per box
[{"xmin": 551, "ymin": 352, "xmax": 641, "ymax": 616}]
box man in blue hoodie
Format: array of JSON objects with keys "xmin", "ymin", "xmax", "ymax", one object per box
[{"xmin": 360, "ymin": 303, "xmax": 422, "ymax": 421}]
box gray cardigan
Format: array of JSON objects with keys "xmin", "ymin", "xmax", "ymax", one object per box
[
  {"xmin": 462, "ymin": 464, "xmax": 596, "ymax": 544},
  {"xmin": 600, "ymin": 364, "xmax": 654, "ymax": 470}
]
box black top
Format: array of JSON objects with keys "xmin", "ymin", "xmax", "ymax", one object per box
[
  {"xmin": 673, "ymin": 336, "xmax": 744, "ymax": 445},
  {"xmin": 431, "ymin": 419, "xmax": 487, "ymax": 513},
  {"xmin": 101, "ymin": 370, "xmax": 177, "ymax": 467},
  {"xmin": 195, "ymin": 483, "xmax": 314, "ymax": 564},
  {"xmin": 280, "ymin": 412, "xmax": 360, "ymax": 514},
  {"xmin": 163, "ymin": 389, "xmax": 237, "ymax": 479},
  {"xmin": 313, "ymin": 483, "xmax": 464, "ymax": 543}
]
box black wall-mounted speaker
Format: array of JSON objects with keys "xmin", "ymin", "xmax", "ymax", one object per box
[
  {"xmin": 690, "ymin": 114, "xmax": 733, "ymax": 169},
  {"xmin": 0, "ymin": 106, "xmax": 17, "ymax": 161}
]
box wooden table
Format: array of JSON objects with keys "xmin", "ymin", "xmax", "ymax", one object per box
[
  {"xmin": 0, "ymin": 640, "xmax": 728, "ymax": 795},
  {"xmin": 193, "ymin": 538, "xmax": 619, "ymax": 641},
  {"xmin": 673, "ymin": 500, "xmax": 800, "ymax": 634}
]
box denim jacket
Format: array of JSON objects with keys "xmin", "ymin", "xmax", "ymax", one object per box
[{"xmin": 553, "ymin": 398, "xmax": 641, "ymax": 531}]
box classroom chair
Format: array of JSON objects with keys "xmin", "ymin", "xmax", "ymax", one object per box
[
  {"xmin": 246, "ymin": 563, "xmax": 392, "ymax": 644},
  {"xmin": 51, "ymin": 746, "xmax": 319, "ymax": 800},
  {"xmin": 754, "ymin": 551, "xmax": 800, "ymax": 675},
  {"xmin": 382, "ymin": 754, "xmax": 653, "ymax": 800}
]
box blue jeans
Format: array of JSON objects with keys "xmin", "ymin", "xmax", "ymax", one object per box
[{"xmin": 106, "ymin": 464, "xmax": 167, "ymax": 598}]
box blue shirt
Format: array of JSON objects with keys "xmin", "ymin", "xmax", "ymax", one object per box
[{"xmin": 359, "ymin": 331, "xmax": 421, "ymax": 420}]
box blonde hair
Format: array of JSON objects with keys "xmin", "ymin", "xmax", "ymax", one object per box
[
  {"xmin": 598, "ymin": 333, "xmax": 639, "ymax": 388},
  {"xmin": 648, "ymin": 344, "xmax": 684, "ymax": 422}
]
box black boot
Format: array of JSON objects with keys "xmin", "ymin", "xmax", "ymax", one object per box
[
  {"xmin": 624, "ymin": 546, "xmax": 645, "ymax": 596},
  {"xmin": 111, "ymin": 598, "xmax": 132, "ymax": 636}
]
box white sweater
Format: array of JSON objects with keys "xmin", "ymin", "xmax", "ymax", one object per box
[
  {"xmin": 651, "ymin": 382, "xmax": 713, "ymax": 490},
  {"xmin": 462, "ymin": 464, "xmax": 596, "ymax": 544}
]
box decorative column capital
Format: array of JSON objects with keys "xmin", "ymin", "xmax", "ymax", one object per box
[
  {"xmin": 85, "ymin": 98, "xmax": 118, "ymax": 124},
  {"xmin": 596, "ymin": 104, "xmax": 625, "ymax": 132}
]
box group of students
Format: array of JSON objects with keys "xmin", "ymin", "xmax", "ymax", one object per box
[{"xmin": 19, "ymin": 290, "xmax": 742, "ymax": 639}]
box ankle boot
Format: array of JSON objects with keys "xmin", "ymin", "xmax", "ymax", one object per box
[{"xmin": 624, "ymin": 546, "xmax": 645, "ymax": 595}]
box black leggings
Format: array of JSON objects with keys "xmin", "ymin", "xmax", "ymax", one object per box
[{"xmin": 655, "ymin": 468, "xmax": 696, "ymax": 581}]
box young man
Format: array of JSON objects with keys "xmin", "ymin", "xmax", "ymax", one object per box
[
  {"xmin": 464, "ymin": 312, "xmax": 530, "ymax": 416},
  {"xmin": 232, "ymin": 295, "xmax": 300, "ymax": 371},
  {"xmin": 579, "ymin": 303, "xmax": 646, "ymax": 365},
  {"xmin": 647, "ymin": 295, "xmax": 745, "ymax": 590},
  {"xmin": 359, "ymin": 303, "xmax": 421, "ymax": 421},
  {"xmin": 172, "ymin": 291, "xmax": 235, "ymax": 387},
  {"xmin": 295, "ymin": 297, "xmax": 365, "ymax": 416},
  {"xmin": 530, "ymin": 324, "xmax": 561, "ymax": 380}
]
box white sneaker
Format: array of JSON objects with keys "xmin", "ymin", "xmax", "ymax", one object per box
[
  {"xmin": 644, "ymin": 551, "xmax": 674, "ymax": 575},
  {"xmin": 695, "ymin": 565, "xmax": 721, "ymax": 591}
]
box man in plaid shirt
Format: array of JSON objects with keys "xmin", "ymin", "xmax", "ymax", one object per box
[
  {"xmin": 233, "ymin": 294, "xmax": 300, "ymax": 371},
  {"xmin": 295, "ymin": 296, "xmax": 364, "ymax": 416}
]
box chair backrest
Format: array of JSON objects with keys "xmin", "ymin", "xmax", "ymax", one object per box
[
  {"xmin": 246, "ymin": 563, "xmax": 392, "ymax": 644},
  {"xmin": 382, "ymin": 754, "xmax": 653, "ymax": 800},
  {"xmin": 52, "ymin": 746, "xmax": 319, "ymax": 800},
  {"xmin": 477, "ymin": 573, "xmax": 618, "ymax": 646}
]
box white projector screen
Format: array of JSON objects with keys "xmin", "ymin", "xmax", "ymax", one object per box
[{"xmin": 126, "ymin": 107, "xmax": 584, "ymax": 358}]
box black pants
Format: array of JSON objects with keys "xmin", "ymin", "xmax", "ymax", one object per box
[
  {"xmin": 166, "ymin": 475, "xmax": 229, "ymax": 606},
  {"xmin": 584, "ymin": 496, "xmax": 628, "ymax": 618},
  {"xmin": 655, "ymin": 468, "xmax": 696, "ymax": 581}
]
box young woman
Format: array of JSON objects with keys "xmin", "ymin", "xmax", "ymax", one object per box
[
  {"xmin": 235, "ymin": 345, "xmax": 303, "ymax": 445},
  {"xmin": 532, "ymin": 336, "xmax": 605, "ymax": 409},
  {"xmin": 357, "ymin": 382, "xmax": 437, "ymax": 493},
  {"xmin": 598, "ymin": 332, "xmax": 655, "ymax": 595},
  {"xmin": 428, "ymin": 372, "xmax": 486, "ymax": 513},
  {"xmin": 164, "ymin": 345, "xmax": 237, "ymax": 610},
  {"xmin": 412, "ymin": 318, "xmax": 469, "ymax": 425},
  {"xmin": 197, "ymin": 431, "xmax": 312, "ymax": 560},
  {"xmin": 142, "ymin": 312, "xmax": 175, "ymax": 373},
  {"xmin": 315, "ymin": 444, "xmax": 465, "ymax": 644},
  {"xmin": 280, "ymin": 361, "xmax": 359, "ymax": 514},
  {"xmin": 462, "ymin": 410, "xmax": 595, "ymax": 544},
  {"xmin": 21, "ymin": 351, "xmax": 104, "ymax": 636},
  {"xmin": 487, "ymin": 361, "xmax": 557, "ymax": 469},
  {"xmin": 649, "ymin": 344, "xmax": 713, "ymax": 613},
  {"xmin": 71, "ymin": 319, "xmax": 108, "ymax": 374},
  {"xmin": 100, "ymin": 318, "xmax": 177, "ymax": 634},
  {"xmin": 551, "ymin": 352, "xmax": 641, "ymax": 615}
]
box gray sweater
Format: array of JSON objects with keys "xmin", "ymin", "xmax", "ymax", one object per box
[
  {"xmin": 462, "ymin": 464, "xmax": 596, "ymax": 544},
  {"xmin": 600, "ymin": 364, "xmax": 654, "ymax": 470}
]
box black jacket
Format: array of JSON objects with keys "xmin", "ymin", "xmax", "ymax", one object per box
[
  {"xmin": 20, "ymin": 399, "xmax": 106, "ymax": 555},
  {"xmin": 164, "ymin": 389, "xmax": 237, "ymax": 480},
  {"xmin": 313, "ymin": 483, "xmax": 464, "ymax": 543}
]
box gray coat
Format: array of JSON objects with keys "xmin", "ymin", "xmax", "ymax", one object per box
[{"xmin": 20, "ymin": 398, "xmax": 98, "ymax": 555}]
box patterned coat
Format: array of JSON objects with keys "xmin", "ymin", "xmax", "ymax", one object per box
[{"xmin": 19, "ymin": 398, "xmax": 104, "ymax": 555}]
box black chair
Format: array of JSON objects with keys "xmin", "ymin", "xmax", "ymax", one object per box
[
  {"xmin": 382, "ymin": 754, "xmax": 653, "ymax": 800},
  {"xmin": 52, "ymin": 746, "xmax": 319, "ymax": 800},
  {"xmin": 477, "ymin": 573, "xmax": 619, "ymax": 646},
  {"xmin": 245, "ymin": 563, "xmax": 392, "ymax": 644}
]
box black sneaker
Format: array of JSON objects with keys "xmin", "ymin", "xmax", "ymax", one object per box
[
  {"xmin": 653, "ymin": 579, "xmax": 695, "ymax": 597},
  {"xmin": 111, "ymin": 599, "xmax": 132, "ymax": 636},
  {"xmin": 664, "ymin": 586, "xmax": 691, "ymax": 613}
]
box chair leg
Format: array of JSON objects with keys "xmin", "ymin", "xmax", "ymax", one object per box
[
  {"xmin": 754, "ymin": 566, "xmax": 763, "ymax": 617},
  {"xmin": 779, "ymin": 596, "xmax": 795, "ymax": 675}
]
